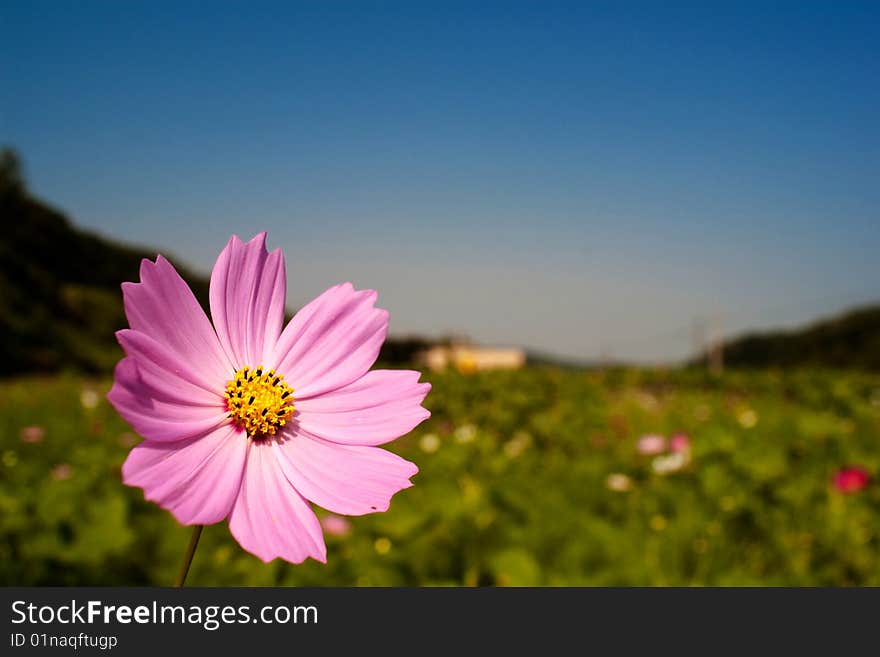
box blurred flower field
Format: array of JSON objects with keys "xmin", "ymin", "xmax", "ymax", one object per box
[{"xmin": 1, "ymin": 367, "xmax": 878, "ymax": 586}]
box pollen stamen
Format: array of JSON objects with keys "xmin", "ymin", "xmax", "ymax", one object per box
[{"xmin": 224, "ymin": 366, "xmax": 294, "ymax": 438}]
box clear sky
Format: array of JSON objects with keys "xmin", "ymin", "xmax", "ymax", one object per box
[{"xmin": 2, "ymin": 1, "xmax": 878, "ymax": 362}]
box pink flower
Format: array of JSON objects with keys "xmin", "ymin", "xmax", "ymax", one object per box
[
  {"xmin": 636, "ymin": 434, "xmax": 666, "ymax": 455},
  {"xmin": 20, "ymin": 425, "xmax": 45, "ymax": 444},
  {"xmin": 117, "ymin": 432, "xmax": 138, "ymax": 448},
  {"xmin": 669, "ymin": 433, "xmax": 691, "ymax": 453},
  {"xmin": 51, "ymin": 464, "xmax": 73, "ymax": 481},
  {"xmin": 108, "ymin": 233, "xmax": 430, "ymax": 564},
  {"xmin": 833, "ymin": 466, "xmax": 870, "ymax": 494},
  {"xmin": 320, "ymin": 514, "xmax": 352, "ymax": 537}
]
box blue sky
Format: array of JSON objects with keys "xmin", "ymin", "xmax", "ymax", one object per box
[{"xmin": 2, "ymin": 1, "xmax": 878, "ymax": 361}]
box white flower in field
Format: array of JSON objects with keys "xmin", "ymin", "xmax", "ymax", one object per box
[
  {"xmin": 419, "ymin": 433, "xmax": 441, "ymax": 453},
  {"xmin": 605, "ymin": 473, "xmax": 632, "ymax": 492},
  {"xmin": 503, "ymin": 432, "xmax": 531, "ymax": 459},
  {"xmin": 651, "ymin": 450, "xmax": 690, "ymax": 475},
  {"xmin": 454, "ymin": 424, "xmax": 477, "ymax": 443},
  {"xmin": 80, "ymin": 388, "xmax": 99, "ymax": 410},
  {"xmin": 737, "ymin": 408, "xmax": 758, "ymax": 428}
]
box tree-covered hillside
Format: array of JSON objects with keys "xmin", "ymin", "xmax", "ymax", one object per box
[
  {"xmin": 721, "ymin": 306, "xmax": 880, "ymax": 371},
  {"xmin": 0, "ymin": 148, "xmax": 211, "ymax": 374}
]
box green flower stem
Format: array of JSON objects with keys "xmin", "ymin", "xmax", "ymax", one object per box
[{"xmin": 175, "ymin": 525, "xmax": 204, "ymax": 587}]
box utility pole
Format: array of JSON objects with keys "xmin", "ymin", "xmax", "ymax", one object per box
[
  {"xmin": 692, "ymin": 317, "xmax": 708, "ymax": 367},
  {"xmin": 708, "ymin": 313, "xmax": 724, "ymax": 375}
]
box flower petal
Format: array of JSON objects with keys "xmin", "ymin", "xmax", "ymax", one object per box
[
  {"xmin": 108, "ymin": 358, "xmax": 229, "ymax": 442},
  {"xmin": 294, "ymin": 370, "xmax": 431, "ymax": 445},
  {"xmin": 270, "ymin": 283, "xmax": 389, "ymax": 399},
  {"xmin": 122, "ymin": 424, "xmax": 247, "ymax": 525},
  {"xmin": 116, "ymin": 329, "xmax": 224, "ymax": 403},
  {"xmin": 276, "ymin": 429, "xmax": 418, "ymax": 516},
  {"xmin": 123, "ymin": 256, "xmax": 233, "ymax": 386},
  {"xmin": 228, "ymin": 440, "xmax": 326, "ymax": 564},
  {"xmin": 210, "ymin": 233, "xmax": 287, "ymax": 367}
]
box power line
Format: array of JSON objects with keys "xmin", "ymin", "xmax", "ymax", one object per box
[{"xmin": 595, "ymin": 289, "xmax": 878, "ymax": 365}]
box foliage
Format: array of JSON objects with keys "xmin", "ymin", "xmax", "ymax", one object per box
[
  {"xmin": 0, "ymin": 147, "xmax": 211, "ymax": 374},
  {"xmin": 1, "ymin": 367, "xmax": 878, "ymax": 586},
  {"xmin": 715, "ymin": 306, "xmax": 880, "ymax": 371}
]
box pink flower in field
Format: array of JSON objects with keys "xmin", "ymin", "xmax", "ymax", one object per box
[
  {"xmin": 320, "ymin": 514, "xmax": 352, "ymax": 537},
  {"xmin": 108, "ymin": 233, "xmax": 430, "ymax": 564},
  {"xmin": 20, "ymin": 425, "xmax": 45, "ymax": 444},
  {"xmin": 669, "ymin": 433, "xmax": 691, "ymax": 453},
  {"xmin": 51, "ymin": 464, "xmax": 72, "ymax": 481},
  {"xmin": 833, "ymin": 466, "xmax": 870, "ymax": 494},
  {"xmin": 117, "ymin": 432, "xmax": 138, "ymax": 448},
  {"xmin": 636, "ymin": 434, "xmax": 666, "ymax": 455}
]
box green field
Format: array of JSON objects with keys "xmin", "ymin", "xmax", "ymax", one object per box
[{"xmin": 1, "ymin": 367, "xmax": 878, "ymax": 586}]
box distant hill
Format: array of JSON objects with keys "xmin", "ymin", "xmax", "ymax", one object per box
[
  {"xmin": 0, "ymin": 148, "xmax": 211, "ymax": 374},
  {"xmin": 524, "ymin": 349, "xmax": 597, "ymax": 369},
  {"xmin": 715, "ymin": 305, "xmax": 880, "ymax": 371}
]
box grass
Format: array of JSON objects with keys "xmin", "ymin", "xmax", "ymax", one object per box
[{"xmin": 1, "ymin": 367, "xmax": 878, "ymax": 586}]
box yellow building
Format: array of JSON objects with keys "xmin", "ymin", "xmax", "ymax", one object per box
[{"xmin": 418, "ymin": 344, "xmax": 526, "ymax": 373}]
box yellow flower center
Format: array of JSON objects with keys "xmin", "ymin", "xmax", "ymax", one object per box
[{"xmin": 224, "ymin": 366, "xmax": 295, "ymax": 438}]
